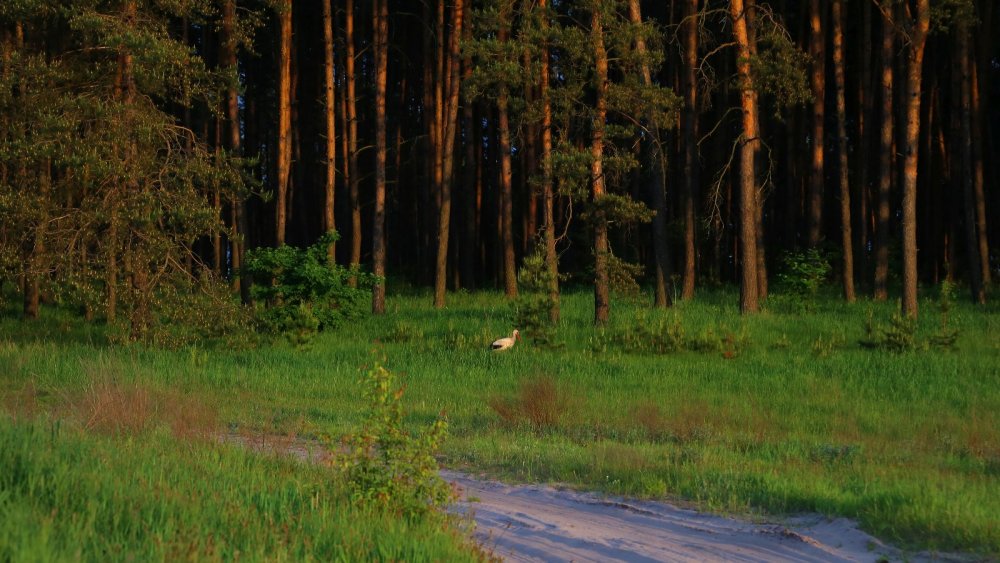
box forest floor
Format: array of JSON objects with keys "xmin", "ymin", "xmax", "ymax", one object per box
[{"xmin": 1, "ymin": 287, "xmax": 998, "ymax": 557}]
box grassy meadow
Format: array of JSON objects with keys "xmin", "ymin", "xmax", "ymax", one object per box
[{"xmin": 1, "ymin": 287, "xmax": 998, "ymax": 557}]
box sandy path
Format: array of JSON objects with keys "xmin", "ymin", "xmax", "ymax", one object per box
[
  {"xmin": 221, "ymin": 434, "xmax": 961, "ymax": 562},
  {"xmin": 444, "ymin": 471, "xmax": 948, "ymax": 563}
]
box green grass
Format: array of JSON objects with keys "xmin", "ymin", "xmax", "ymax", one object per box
[
  {"xmin": 0, "ymin": 418, "xmax": 477, "ymax": 561},
  {"xmin": 1, "ymin": 287, "xmax": 998, "ymax": 556}
]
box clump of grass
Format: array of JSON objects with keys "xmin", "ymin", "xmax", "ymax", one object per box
[
  {"xmin": 488, "ymin": 375, "xmax": 575, "ymax": 430},
  {"xmin": 78, "ymin": 378, "xmax": 154, "ymax": 435}
]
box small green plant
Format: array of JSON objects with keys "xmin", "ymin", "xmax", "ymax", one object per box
[
  {"xmin": 243, "ymin": 231, "xmax": 378, "ymax": 344},
  {"xmin": 514, "ymin": 249, "xmax": 560, "ymax": 347},
  {"xmin": 930, "ymin": 280, "xmax": 959, "ymax": 350},
  {"xmin": 338, "ymin": 353, "xmax": 453, "ymax": 520},
  {"xmin": 861, "ymin": 308, "xmax": 917, "ymax": 353},
  {"xmin": 776, "ymin": 249, "xmax": 831, "ymax": 311},
  {"xmin": 610, "ymin": 314, "xmax": 685, "ymax": 354}
]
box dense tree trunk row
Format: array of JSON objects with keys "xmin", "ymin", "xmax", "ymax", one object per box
[{"xmin": 2, "ymin": 0, "xmax": 997, "ymax": 328}]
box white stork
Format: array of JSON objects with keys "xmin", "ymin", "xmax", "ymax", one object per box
[{"xmin": 491, "ymin": 329, "xmax": 520, "ymax": 351}]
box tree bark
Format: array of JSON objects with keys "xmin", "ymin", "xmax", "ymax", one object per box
[
  {"xmin": 498, "ymin": 13, "xmax": 517, "ymax": 299},
  {"xmin": 807, "ymin": 0, "xmax": 824, "ymax": 248},
  {"xmin": 969, "ymin": 53, "xmax": 990, "ymax": 290},
  {"xmin": 222, "ymin": 0, "xmax": 251, "ymax": 303},
  {"xmin": 628, "ymin": 0, "xmax": 671, "ymax": 308},
  {"xmin": 900, "ymin": 0, "xmax": 930, "ymax": 318},
  {"xmin": 434, "ymin": 0, "xmax": 465, "ymax": 308},
  {"xmin": 957, "ymin": 22, "xmax": 985, "ymax": 304},
  {"xmin": 322, "ymin": 0, "xmax": 337, "ymax": 261},
  {"xmin": 275, "ymin": 0, "xmax": 292, "ymax": 247},
  {"xmin": 730, "ymin": 0, "xmax": 759, "ymax": 314},
  {"xmin": 591, "ymin": 6, "xmax": 610, "ymax": 325},
  {"xmin": 832, "ymin": 0, "xmax": 854, "ymax": 302},
  {"xmin": 345, "ymin": 0, "xmax": 362, "ymax": 279},
  {"xmin": 539, "ymin": 0, "xmax": 559, "ymax": 323},
  {"xmin": 372, "ymin": 0, "xmax": 388, "ymax": 314},
  {"xmin": 681, "ymin": 0, "xmax": 699, "ymax": 300},
  {"xmin": 874, "ymin": 12, "xmax": 894, "ymax": 301}
]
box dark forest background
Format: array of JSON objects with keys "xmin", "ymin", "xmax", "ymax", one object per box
[{"xmin": 1, "ymin": 0, "xmax": 996, "ymax": 335}]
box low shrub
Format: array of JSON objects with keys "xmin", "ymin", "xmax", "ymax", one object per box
[
  {"xmin": 337, "ymin": 353, "xmax": 453, "ymax": 520},
  {"xmin": 243, "ymin": 231, "xmax": 379, "ymax": 346},
  {"xmin": 488, "ymin": 375, "xmax": 575, "ymax": 430}
]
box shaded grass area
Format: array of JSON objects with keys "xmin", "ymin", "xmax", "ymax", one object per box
[
  {"xmin": 1, "ymin": 288, "xmax": 998, "ymax": 555},
  {"xmin": 0, "ymin": 416, "xmax": 477, "ymax": 561}
]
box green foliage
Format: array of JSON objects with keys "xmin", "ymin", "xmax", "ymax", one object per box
[
  {"xmin": 610, "ymin": 314, "xmax": 685, "ymax": 354},
  {"xmin": 930, "ymin": 280, "xmax": 959, "ymax": 350},
  {"xmin": 861, "ymin": 309, "xmax": 917, "ymax": 353},
  {"xmin": 243, "ymin": 232, "xmax": 377, "ymax": 344},
  {"xmin": 514, "ymin": 249, "xmax": 560, "ymax": 347},
  {"xmin": 338, "ymin": 354, "xmax": 453, "ymax": 520},
  {"xmin": 0, "ymin": 418, "xmax": 475, "ymax": 561},
  {"xmin": 777, "ymin": 249, "xmax": 832, "ymax": 299}
]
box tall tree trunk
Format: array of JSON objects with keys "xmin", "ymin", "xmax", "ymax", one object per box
[
  {"xmin": 957, "ymin": 22, "xmax": 985, "ymax": 304},
  {"xmin": 874, "ymin": 13, "xmax": 894, "ymax": 301},
  {"xmin": 275, "ymin": 0, "xmax": 292, "ymax": 247},
  {"xmin": 857, "ymin": 0, "xmax": 873, "ymax": 293},
  {"xmin": 434, "ymin": 0, "xmax": 465, "ymax": 308},
  {"xmin": 681, "ymin": 0, "xmax": 699, "ymax": 300},
  {"xmin": 969, "ymin": 53, "xmax": 990, "ymax": 290},
  {"xmin": 322, "ymin": 0, "xmax": 337, "ymax": 261},
  {"xmin": 498, "ymin": 14, "xmax": 517, "ymax": 298},
  {"xmin": 832, "ymin": 0, "xmax": 854, "ymax": 302},
  {"xmin": 346, "ymin": 0, "xmax": 362, "ymax": 278},
  {"xmin": 807, "ymin": 0, "xmax": 824, "ymax": 247},
  {"xmin": 223, "ymin": 0, "xmax": 250, "ymax": 303},
  {"xmin": 24, "ymin": 160, "xmax": 49, "ymax": 320},
  {"xmin": 539, "ymin": 0, "xmax": 559, "ymax": 323},
  {"xmin": 372, "ymin": 0, "xmax": 388, "ymax": 314},
  {"xmin": 591, "ymin": 6, "xmax": 610, "ymax": 325},
  {"xmin": 901, "ymin": 0, "xmax": 930, "ymax": 318},
  {"xmin": 460, "ymin": 1, "xmax": 478, "ymax": 290},
  {"xmin": 730, "ymin": 0, "xmax": 759, "ymax": 314},
  {"xmin": 628, "ymin": 0, "xmax": 671, "ymax": 308}
]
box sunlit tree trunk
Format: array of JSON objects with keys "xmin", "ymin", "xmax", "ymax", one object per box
[
  {"xmin": 223, "ymin": 0, "xmax": 250, "ymax": 302},
  {"xmin": 498, "ymin": 10, "xmax": 517, "ymax": 299},
  {"xmin": 730, "ymin": 0, "xmax": 759, "ymax": 314},
  {"xmin": 345, "ymin": 0, "xmax": 362, "ymax": 280},
  {"xmin": 832, "ymin": 0, "xmax": 854, "ymax": 302},
  {"xmin": 275, "ymin": 0, "xmax": 292, "ymax": 247},
  {"xmin": 322, "ymin": 0, "xmax": 337, "ymax": 262},
  {"xmin": 372, "ymin": 0, "xmax": 388, "ymax": 314},
  {"xmin": 591, "ymin": 6, "xmax": 610, "ymax": 325},
  {"xmin": 874, "ymin": 12, "xmax": 894, "ymax": 301},
  {"xmin": 901, "ymin": 0, "xmax": 930, "ymax": 318}
]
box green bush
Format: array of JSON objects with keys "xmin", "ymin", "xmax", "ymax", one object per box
[
  {"xmin": 776, "ymin": 249, "xmax": 831, "ymax": 302},
  {"xmin": 337, "ymin": 353, "xmax": 453, "ymax": 520},
  {"xmin": 243, "ymin": 231, "xmax": 378, "ymax": 343}
]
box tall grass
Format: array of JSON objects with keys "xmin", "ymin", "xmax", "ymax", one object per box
[
  {"xmin": 0, "ymin": 417, "xmax": 477, "ymax": 561},
  {"xmin": 1, "ymin": 287, "xmax": 998, "ymax": 555}
]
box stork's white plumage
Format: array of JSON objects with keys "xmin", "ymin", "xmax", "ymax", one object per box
[{"xmin": 491, "ymin": 329, "xmax": 520, "ymax": 351}]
